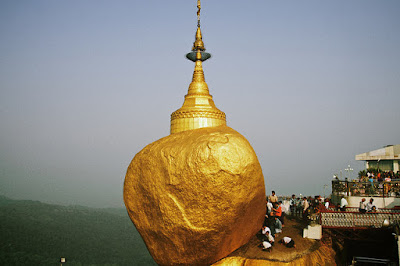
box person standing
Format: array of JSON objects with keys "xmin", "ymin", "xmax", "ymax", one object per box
[
  {"xmin": 297, "ymin": 198, "xmax": 302, "ymax": 216},
  {"xmin": 302, "ymin": 197, "xmax": 309, "ymax": 219},
  {"xmin": 324, "ymin": 198, "xmax": 330, "ymax": 210},
  {"xmin": 289, "ymin": 194, "xmax": 297, "ymax": 216},
  {"xmin": 268, "ymin": 191, "xmax": 278, "ymax": 204},
  {"xmin": 278, "ymin": 201, "xmax": 286, "ymax": 226},
  {"xmin": 340, "ymin": 196, "xmax": 348, "ymax": 212}
]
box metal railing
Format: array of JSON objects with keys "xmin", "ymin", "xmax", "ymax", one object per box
[{"xmin": 332, "ymin": 179, "xmax": 400, "ymax": 198}]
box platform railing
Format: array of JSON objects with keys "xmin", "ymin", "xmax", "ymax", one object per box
[
  {"xmin": 320, "ymin": 210, "xmax": 400, "ymax": 229},
  {"xmin": 332, "ymin": 179, "xmax": 400, "ymax": 198},
  {"xmin": 325, "ymin": 207, "xmax": 400, "ymax": 213}
]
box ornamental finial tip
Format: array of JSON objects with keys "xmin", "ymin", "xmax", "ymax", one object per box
[
  {"xmin": 197, "ymin": 0, "xmax": 201, "ymax": 27},
  {"xmin": 186, "ymin": 0, "xmax": 210, "ymax": 61}
]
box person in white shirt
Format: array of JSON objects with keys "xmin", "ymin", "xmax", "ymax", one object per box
[
  {"xmin": 324, "ymin": 198, "xmax": 330, "ymax": 210},
  {"xmin": 366, "ymin": 198, "xmax": 377, "ymax": 212},
  {"xmin": 280, "ymin": 236, "xmax": 296, "ymax": 248},
  {"xmin": 266, "ymin": 231, "xmax": 274, "ymax": 244},
  {"xmin": 261, "ymin": 226, "xmax": 271, "ymax": 236},
  {"xmin": 266, "ymin": 201, "xmax": 273, "ymax": 216},
  {"xmin": 340, "ymin": 196, "xmax": 348, "ymax": 211},
  {"xmin": 302, "ymin": 197, "xmax": 309, "ymax": 219},
  {"xmin": 259, "ymin": 230, "xmax": 274, "ymax": 251},
  {"xmin": 261, "ymin": 228, "xmax": 274, "ymax": 243},
  {"xmin": 261, "ymin": 241, "xmax": 272, "ymax": 251}
]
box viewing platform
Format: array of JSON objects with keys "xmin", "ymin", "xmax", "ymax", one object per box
[
  {"xmin": 324, "ymin": 177, "xmax": 400, "ymax": 229},
  {"xmin": 331, "ymin": 179, "xmax": 400, "ymax": 209},
  {"xmin": 332, "ymin": 179, "xmax": 400, "ymax": 197}
]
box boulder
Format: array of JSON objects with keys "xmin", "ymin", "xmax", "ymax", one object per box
[{"xmin": 124, "ymin": 125, "xmax": 265, "ymax": 265}]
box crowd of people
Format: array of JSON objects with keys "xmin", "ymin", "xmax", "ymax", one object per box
[
  {"xmin": 288, "ymin": 194, "xmax": 330, "ymax": 219},
  {"xmin": 258, "ymin": 190, "xmax": 339, "ymax": 252},
  {"xmin": 333, "ymin": 169, "xmax": 400, "ymax": 198},
  {"xmin": 338, "ymin": 196, "xmax": 378, "ymax": 213},
  {"xmin": 359, "ymin": 169, "xmax": 400, "ymax": 182},
  {"xmin": 258, "ymin": 191, "xmax": 297, "ymax": 252},
  {"xmin": 258, "ymin": 190, "xmax": 382, "ymax": 252}
]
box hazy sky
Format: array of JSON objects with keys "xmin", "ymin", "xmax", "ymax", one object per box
[{"xmin": 1, "ymin": 0, "xmax": 399, "ymax": 208}]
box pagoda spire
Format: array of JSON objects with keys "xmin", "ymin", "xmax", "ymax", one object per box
[{"xmin": 170, "ymin": 0, "xmax": 226, "ymax": 134}]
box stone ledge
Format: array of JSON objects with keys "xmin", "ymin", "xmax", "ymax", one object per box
[
  {"xmin": 213, "ymin": 244, "xmax": 336, "ymax": 265},
  {"xmin": 213, "ymin": 219, "xmax": 336, "ymax": 265}
]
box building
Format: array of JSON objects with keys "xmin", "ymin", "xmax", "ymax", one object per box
[{"xmin": 355, "ymin": 144, "xmax": 400, "ymax": 172}]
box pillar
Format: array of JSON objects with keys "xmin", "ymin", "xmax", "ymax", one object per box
[{"xmin": 394, "ymin": 160, "xmax": 399, "ymax": 173}]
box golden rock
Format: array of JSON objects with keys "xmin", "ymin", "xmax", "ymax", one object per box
[{"xmin": 124, "ymin": 125, "xmax": 266, "ymax": 265}]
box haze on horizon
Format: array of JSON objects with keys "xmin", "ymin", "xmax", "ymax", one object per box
[{"xmin": 1, "ymin": 0, "xmax": 399, "ymax": 208}]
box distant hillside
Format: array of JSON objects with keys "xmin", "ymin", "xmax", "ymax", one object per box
[{"xmin": 0, "ymin": 195, "xmax": 156, "ymax": 265}]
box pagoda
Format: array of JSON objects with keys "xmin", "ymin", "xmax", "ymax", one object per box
[{"xmin": 170, "ymin": 0, "xmax": 226, "ymax": 134}]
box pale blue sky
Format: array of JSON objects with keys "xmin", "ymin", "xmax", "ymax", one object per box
[{"xmin": 1, "ymin": 0, "xmax": 399, "ymax": 207}]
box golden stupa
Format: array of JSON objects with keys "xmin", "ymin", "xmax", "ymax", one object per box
[
  {"xmin": 124, "ymin": 1, "xmax": 266, "ymax": 265},
  {"xmin": 170, "ymin": 1, "xmax": 226, "ymax": 134}
]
